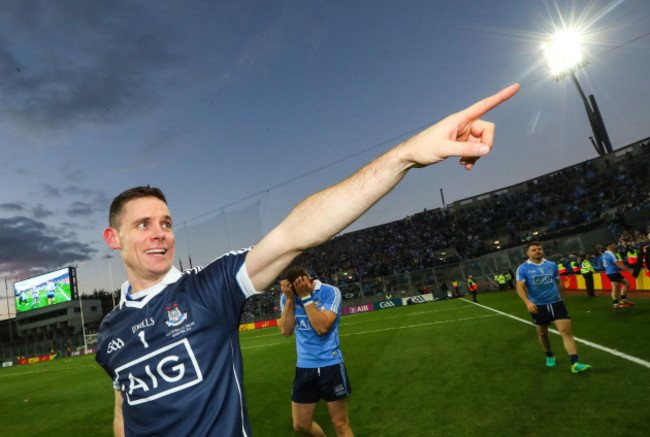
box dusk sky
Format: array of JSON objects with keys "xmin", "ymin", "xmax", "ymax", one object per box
[{"xmin": 1, "ymin": 0, "xmax": 649, "ymax": 318}]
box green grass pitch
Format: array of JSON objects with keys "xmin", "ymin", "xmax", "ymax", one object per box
[{"xmin": 1, "ymin": 291, "xmax": 649, "ymax": 436}]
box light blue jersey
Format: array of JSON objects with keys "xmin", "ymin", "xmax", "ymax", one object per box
[
  {"xmin": 280, "ymin": 280, "xmax": 344, "ymax": 368},
  {"xmin": 516, "ymin": 259, "xmax": 562, "ymax": 305},
  {"xmin": 602, "ymin": 251, "xmax": 620, "ymax": 274}
]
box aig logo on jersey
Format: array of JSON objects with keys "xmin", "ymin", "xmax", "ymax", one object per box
[
  {"xmin": 532, "ymin": 274, "xmax": 553, "ymax": 285},
  {"xmin": 115, "ymin": 338, "xmax": 203, "ymax": 406},
  {"xmin": 107, "ymin": 338, "xmax": 125, "ymax": 354},
  {"xmin": 296, "ymin": 315, "xmax": 311, "ymax": 331},
  {"xmin": 164, "ymin": 303, "xmax": 188, "ymax": 327}
]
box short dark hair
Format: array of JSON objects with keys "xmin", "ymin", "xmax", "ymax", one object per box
[
  {"xmin": 284, "ymin": 266, "xmax": 310, "ymax": 284},
  {"xmin": 525, "ymin": 241, "xmax": 543, "ymax": 250},
  {"xmin": 109, "ymin": 186, "xmax": 167, "ymax": 228}
]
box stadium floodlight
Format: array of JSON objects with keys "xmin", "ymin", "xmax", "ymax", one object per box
[
  {"xmin": 541, "ymin": 30, "xmax": 588, "ymax": 80},
  {"xmin": 541, "ymin": 29, "xmax": 613, "ymax": 155}
]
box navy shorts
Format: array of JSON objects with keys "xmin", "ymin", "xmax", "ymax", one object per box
[
  {"xmin": 530, "ymin": 301, "xmax": 570, "ymax": 326},
  {"xmin": 606, "ymin": 272, "xmax": 625, "ymax": 283},
  {"xmin": 292, "ymin": 363, "xmax": 351, "ymax": 403}
]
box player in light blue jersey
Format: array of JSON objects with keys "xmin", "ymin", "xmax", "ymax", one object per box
[
  {"xmin": 46, "ymin": 281, "xmax": 56, "ymax": 305},
  {"xmin": 602, "ymin": 241, "xmax": 635, "ymax": 308},
  {"xmin": 278, "ymin": 267, "xmax": 352, "ymax": 437},
  {"xmin": 516, "ymin": 242, "xmax": 591, "ymax": 373},
  {"xmin": 96, "ymin": 84, "xmax": 519, "ymax": 436}
]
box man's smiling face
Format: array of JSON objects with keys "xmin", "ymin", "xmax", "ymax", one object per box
[{"xmin": 106, "ymin": 196, "xmax": 175, "ymax": 291}]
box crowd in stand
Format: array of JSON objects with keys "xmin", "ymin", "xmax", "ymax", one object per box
[
  {"xmin": 242, "ymin": 141, "xmax": 650, "ymax": 318},
  {"xmin": 555, "ymin": 225, "xmax": 650, "ymax": 275}
]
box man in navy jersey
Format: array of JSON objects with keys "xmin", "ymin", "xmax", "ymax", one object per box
[
  {"xmin": 278, "ymin": 267, "xmax": 352, "ymax": 437},
  {"xmin": 95, "ymin": 83, "xmax": 519, "ymax": 436},
  {"xmin": 516, "ymin": 242, "xmax": 591, "ymax": 373}
]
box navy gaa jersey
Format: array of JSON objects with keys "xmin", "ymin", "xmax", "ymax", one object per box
[{"xmin": 95, "ymin": 249, "xmax": 259, "ymax": 437}]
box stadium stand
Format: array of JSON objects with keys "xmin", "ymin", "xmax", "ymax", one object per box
[
  {"xmin": 2, "ymin": 139, "xmax": 648, "ymax": 352},
  {"xmin": 241, "ymin": 138, "xmax": 650, "ymax": 321}
]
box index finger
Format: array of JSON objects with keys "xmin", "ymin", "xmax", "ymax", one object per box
[{"xmin": 461, "ymin": 83, "xmax": 520, "ymax": 121}]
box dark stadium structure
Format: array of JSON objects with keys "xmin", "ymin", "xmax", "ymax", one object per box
[
  {"xmin": 2, "ymin": 138, "xmax": 649, "ymax": 357},
  {"xmin": 241, "ymin": 137, "xmax": 650, "ymax": 322}
]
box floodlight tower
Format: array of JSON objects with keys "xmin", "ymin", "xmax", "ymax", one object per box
[{"xmin": 541, "ymin": 30, "xmax": 613, "ymax": 155}]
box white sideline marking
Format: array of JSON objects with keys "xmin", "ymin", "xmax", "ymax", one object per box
[
  {"xmin": 240, "ymin": 313, "xmax": 498, "ymax": 350},
  {"xmin": 340, "ymin": 314, "xmax": 497, "ymax": 337},
  {"xmin": 461, "ymin": 299, "xmax": 650, "ymax": 369},
  {"xmin": 240, "ymin": 305, "xmax": 468, "ymax": 341},
  {"xmin": 57, "ymin": 286, "xmax": 71, "ymax": 301}
]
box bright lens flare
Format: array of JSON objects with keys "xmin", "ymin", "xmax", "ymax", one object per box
[{"xmin": 541, "ymin": 30, "xmax": 584, "ymax": 78}]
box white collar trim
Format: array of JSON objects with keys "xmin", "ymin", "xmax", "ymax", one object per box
[{"xmin": 119, "ymin": 267, "xmax": 183, "ymax": 309}]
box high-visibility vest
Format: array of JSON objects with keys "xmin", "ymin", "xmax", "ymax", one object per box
[
  {"xmin": 558, "ymin": 263, "xmax": 567, "ymax": 274},
  {"xmin": 627, "ymin": 249, "xmax": 638, "ymax": 264},
  {"xmin": 570, "ymin": 261, "xmax": 580, "ymax": 273},
  {"xmin": 580, "ymin": 260, "xmax": 595, "ymax": 274},
  {"xmin": 467, "ymin": 279, "xmax": 478, "ymax": 291},
  {"xmin": 616, "ymin": 252, "xmax": 624, "ymax": 262},
  {"xmin": 496, "ymin": 275, "xmax": 506, "ymax": 285},
  {"xmin": 452, "ymin": 281, "xmax": 459, "ymax": 288},
  {"xmin": 505, "ymin": 272, "xmax": 512, "ymax": 281}
]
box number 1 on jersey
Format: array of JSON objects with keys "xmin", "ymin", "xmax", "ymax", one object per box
[{"xmin": 138, "ymin": 330, "xmax": 150, "ymax": 348}]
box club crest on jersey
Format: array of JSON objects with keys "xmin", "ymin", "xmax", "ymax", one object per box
[{"xmin": 164, "ymin": 303, "xmax": 188, "ymax": 327}]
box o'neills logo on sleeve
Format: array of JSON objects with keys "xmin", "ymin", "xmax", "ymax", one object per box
[{"xmin": 165, "ymin": 303, "xmax": 188, "ymax": 327}]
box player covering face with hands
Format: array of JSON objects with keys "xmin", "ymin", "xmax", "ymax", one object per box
[
  {"xmin": 279, "ymin": 268, "xmax": 351, "ymax": 437},
  {"xmin": 96, "ymin": 83, "xmax": 519, "ymax": 437}
]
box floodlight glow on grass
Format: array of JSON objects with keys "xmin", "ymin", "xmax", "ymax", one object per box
[{"xmin": 541, "ymin": 30, "xmax": 586, "ymax": 78}]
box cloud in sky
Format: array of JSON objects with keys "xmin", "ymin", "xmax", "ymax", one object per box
[
  {"xmin": 0, "ymin": 0, "xmax": 648, "ymax": 300},
  {"xmin": 0, "ymin": 202, "xmax": 24, "ymax": 213},
  {"xmin": 0, "ymin": 0, "xmax": 182, "ymax": 130},
  {"xmin": 0, "ymin": 216, "xmax": 95, "ymax": 277},
  {"xmin": 0, "ymin": 183, "xmax": 109, "ymax": 278}
]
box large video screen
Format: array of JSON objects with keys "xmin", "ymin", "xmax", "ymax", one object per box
[{"xmin": 14, "ymin": 267, "xmax": 74, "ymax": 314}]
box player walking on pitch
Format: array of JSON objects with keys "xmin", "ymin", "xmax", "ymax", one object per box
[
  {"xmin": 602, "ymin": 241, "xmax": 635, "ymax": 308},
  {"xmin": 516, "ymin": 242, "xmax": 591, "ymax": 373}
]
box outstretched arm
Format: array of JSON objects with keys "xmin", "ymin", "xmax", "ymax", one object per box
[{"xmin": 246, "ymin": 84, "xmax": 520, "ymax": 290}]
